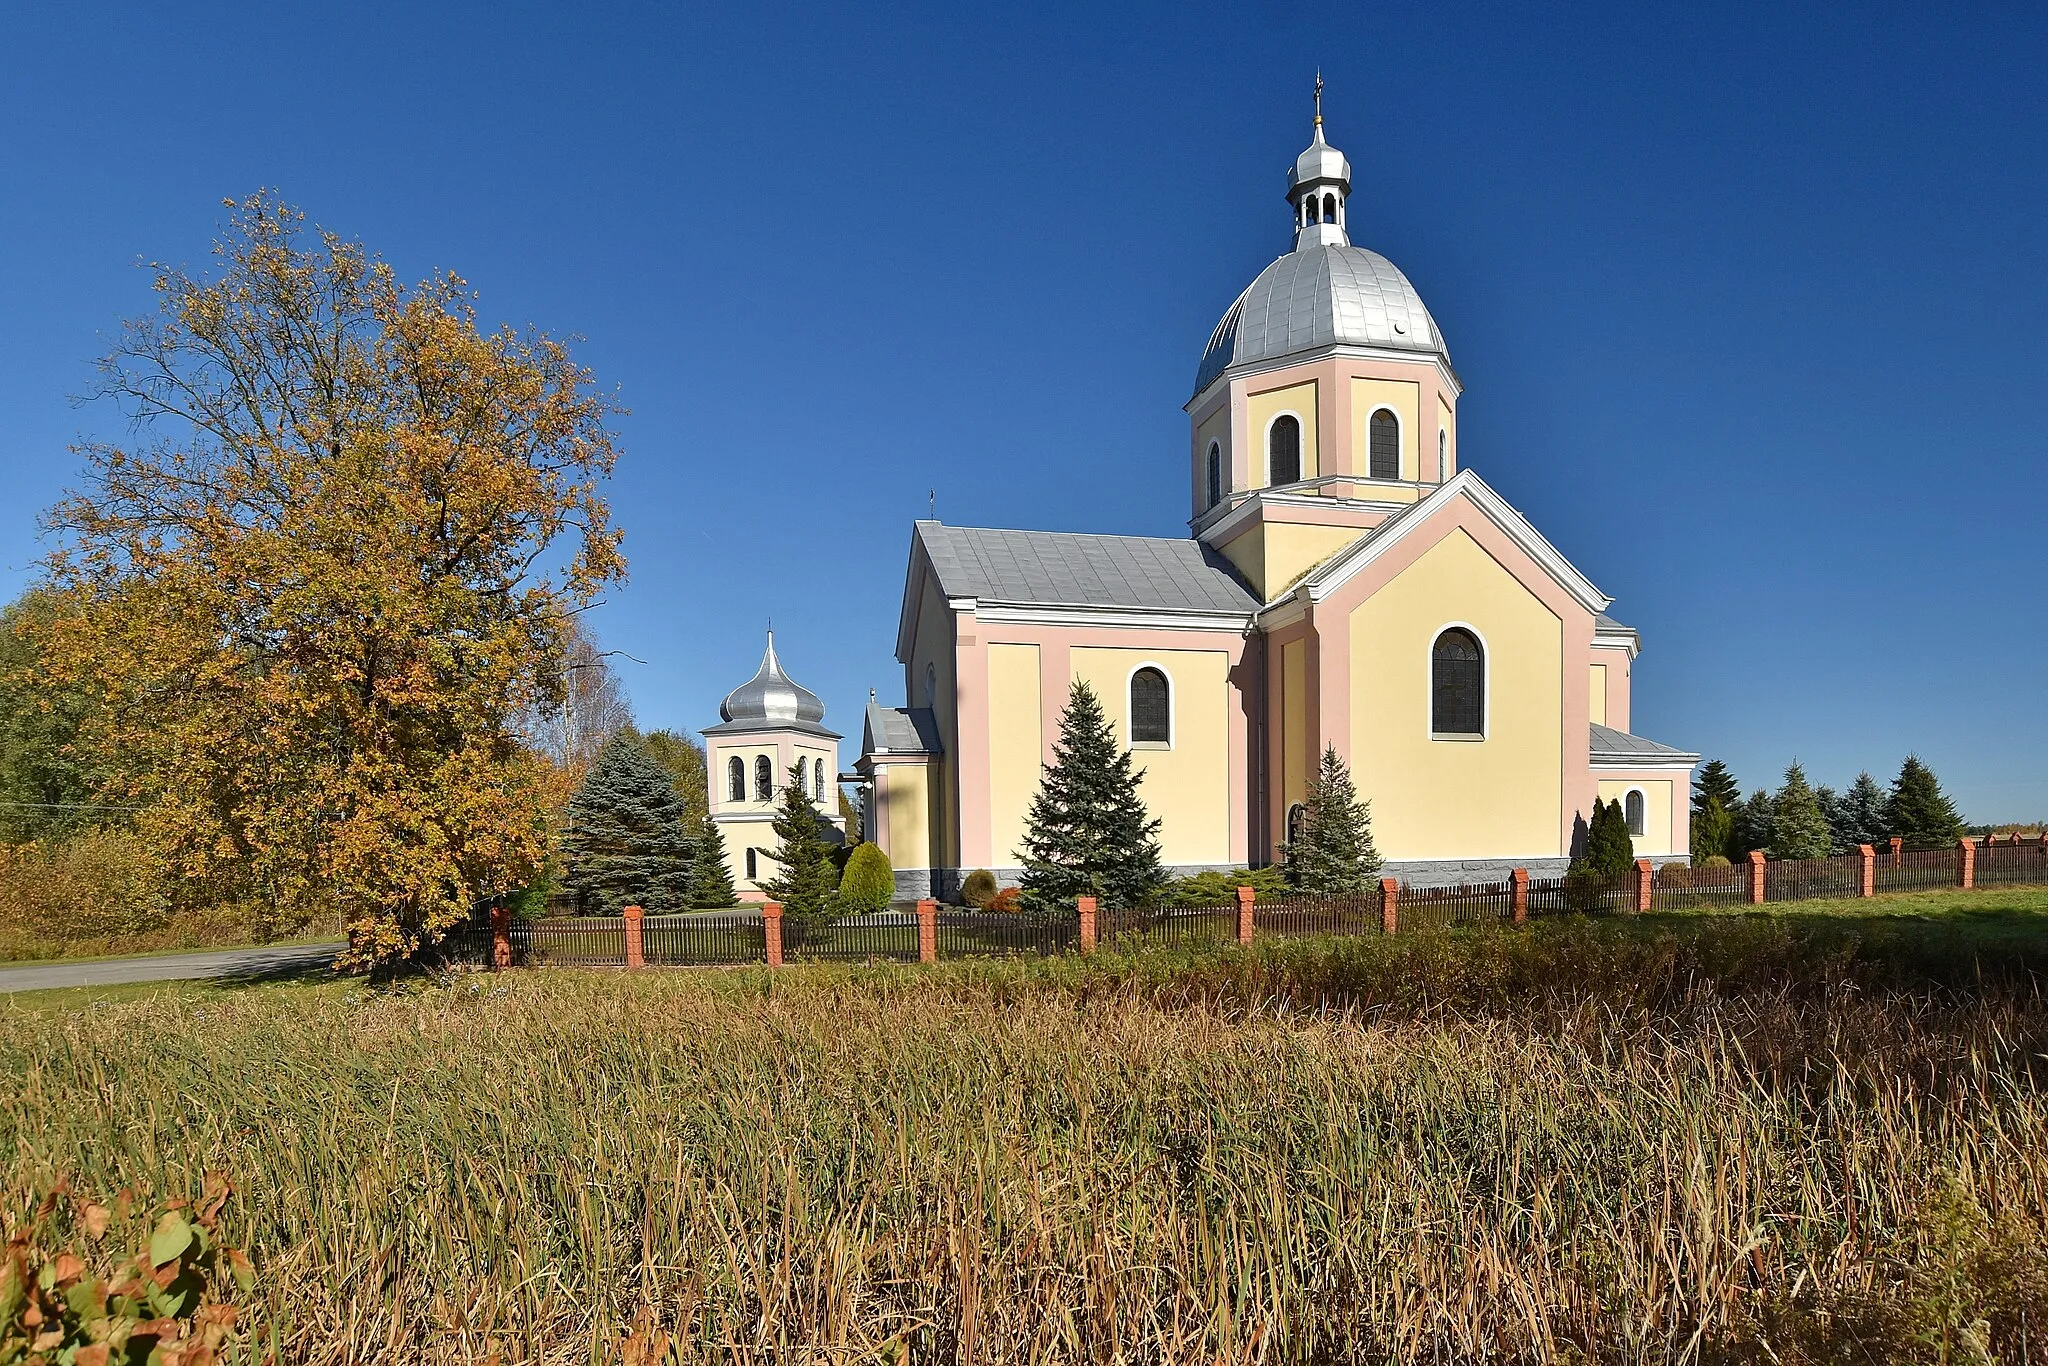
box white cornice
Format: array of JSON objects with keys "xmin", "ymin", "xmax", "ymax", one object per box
[
  {"xmin": 1590, "ymin": 755, "xmax": 1700, "ymax": 770},
  {"xmin": 972, "ymin": 602, "xmax": 1256, "ymax": 634},
  {"xmin": 1192, "ymin": 482, "xmax": 1415, "ymax": 542},
  {"xmin": 1300, "ymin": 469, "xmax": 1611, "ymax": 615}
]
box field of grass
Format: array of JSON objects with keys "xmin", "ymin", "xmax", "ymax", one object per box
[{"xmin": 6, "ymin": 896, "xmax": 2048, "ymax": 1362}]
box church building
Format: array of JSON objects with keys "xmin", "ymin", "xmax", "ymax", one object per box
[{"xmin": 858, "ymin": 105, "xmax": 1697, "ymax": 900}]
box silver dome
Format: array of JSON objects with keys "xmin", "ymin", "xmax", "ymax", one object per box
[
  {"xmin": 1194, "ymin": 243, "xmax": 1450, "ymax": 398},
  {"xmin": 718, "ymin": 631, "xmax": 827, "ymax": 726},
  {"xmin": 1288, "ymin": 124, "xmax": 1351, "ymax": 193}
]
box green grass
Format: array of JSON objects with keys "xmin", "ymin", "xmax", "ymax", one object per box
[{"xmin": 6, "ymin": 904, "xmax": 2048, "ymax": 1361}]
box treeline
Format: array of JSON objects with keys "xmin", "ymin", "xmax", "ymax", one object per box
[{"xmin": 1691, "ymin": 755, "xmax": 1965, "ymax": 863}]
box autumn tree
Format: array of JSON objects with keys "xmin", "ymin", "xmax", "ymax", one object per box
[
  {"xmin": 30, "ymin": 194, "xmax": 624, "ymax": 967},
  {"xmin": 528, "ymin": 621, "xmax": 635, "ymax": 781}
]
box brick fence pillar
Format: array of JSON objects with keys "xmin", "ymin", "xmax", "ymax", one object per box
[
  {"xmin": 1959, "ymin": 837, "xmax": 1976, "ymax": 890},
  {"xmin": 1888, "ymin": 836, "xmax": 1904, "ymax": 867},
  {"xmin": 1380, "ymin": 877, "xmax": 1399, "ymax": 934},
  {"xmin": 1857, "ymin": 843, "xmax": 1876, "ymax": 898},
  {"xmin": 1077, "ymin": 895, "xmax": 1097, "ymax": 953},
  {"xmin": 761, "ymin": 901, "xmax": 784, "ymax": 968},
  {"xmin": 1236, "ymin": 885, "xmax": 1256, "ymax": 946},
  {"xmin": 622, "ymin": 904, "xmax": 645, "ymax": 970},
  {"xmin": 1512, "ymin": 868, "xmax": 1529, "ymax": 924},
  {"xmin": 916, "ymin": 898, "xmax": 938, "ymax": 963},
  {"xmin": 1633, "ymin": 860, "xmax": 1654, "ymax": 913},
  {"xmin": 1747, "ymin": 850, "xmax": 1767, "ymax": 905},
  {"xmin": 490, "ymin": 903, "xmax": 513, "ymax": 969}
]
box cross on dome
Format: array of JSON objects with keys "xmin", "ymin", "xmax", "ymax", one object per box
[{"xmin": 1289, "ymin": 75, "xmax": 1352, "ymax": 250}]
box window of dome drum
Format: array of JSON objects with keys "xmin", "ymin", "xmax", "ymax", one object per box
[
  {"xmin": 1130, "ymin": 668, "xmax": 1170, "ymax": 745},
  {"xmin": 1369, "ymin": 409, "xmax": 1399, "ymax": 480},
  {"xmin": 1268, "ymin": 415, "xmax": 1301, "ymax": 485},
  {"xmin": 753, "ymin": 755, "xmax": 773, "ymax": 802},
  {"xmin": 1431, "ymin": 629, "xmax": 1484, "ymax": 736},
  {"xmin": 1438, "ymin": 428, "xmax": 1447, "ymax": 481},
  {"xmin": 1206, "ymin": 443, "xmax": 1222, "ymax": 509},
  {"xmin": 726, "ymin": 756, "xmax": 744, "ymax": 803},
  {"xmin": 1625, "ymin": 790, "xmax": 1645, "ymax": 838}
]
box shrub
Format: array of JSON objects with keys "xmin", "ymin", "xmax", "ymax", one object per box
[
  {"xmin": 1698, "ymin": 854, "xmax": 1732, "ymax": 869},
  {"xmin": 838, "ymin": 842, "xmax": 895, "ymax": 915},
  {"xmin": 1656, "ymin": 861, "xmax": 1695, "ymax": 888},
  {"xmin": 960, "ymin": 869, "xmax": 998, "ymax": 908},
  {"xmin": 985, "ymin": 887, "xmax": 1022, "ymax": 913},
  {"xmin": 1159, "ymin": 867, "xmax": 1289, "ymax": 906}
]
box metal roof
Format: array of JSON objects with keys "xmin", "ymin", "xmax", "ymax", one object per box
[
  {"xmin": 1195, "ymin": 243, "xmax": 1450, "ymax": 398},
  {"xmin": 705, "ymin": 632, "xmax": 838, "ymax": 739},
  {"xmin": 913, "ymin": 522, "xmax": 1261, "ymax": 615},
  {"xmin": 1589, "ymin": 722, "xmax": 1698, "ymax": 763},
  {"xmin": 862, "ymin": 702, "xmax": 943, "ymax": 756}
]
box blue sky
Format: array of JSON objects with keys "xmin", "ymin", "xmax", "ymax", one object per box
[{"xmin": 2, "ymin": 1, "xmax": 2043, "ymax": 819}]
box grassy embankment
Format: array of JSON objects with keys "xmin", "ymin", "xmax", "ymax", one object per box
[{"xmin": 5, "ymin": 887, "xmax": 2048, "ymax": 1362}]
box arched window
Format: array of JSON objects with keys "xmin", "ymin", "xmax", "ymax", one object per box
[
  {"xmin": 814, "ymin": 757, "xmax": 826, "ymax": 800},
  {"xmin": 1285, "ymin": 802, "xmax": 1306, "ymax": 847},
  {"xmin": 726, "ymin": 756, "xmax": 745, "ymax": 804},
  {"xmin": 1268, "ymin": 414, "xmax": 1301, "ymax": 486},
  {"xmin": 923, "ymin": 663, "xmax": 937, "ymax": 709},
  {"xmin": 1625, "ymin": 789, "xmax": 1646, "ymax": 838},
  {"xmin": 754, "ymin": 755, "xmax": 773, "ymax": 802},
  {"xmin": 1322, "ymin": 192, "xmax": 1336, "ymax": 223},
  {"xmin": 1369, "ymin": 408, "xmax": 1400, "ymax": 480},
  {"xmin": 745, "ymin": 848, "xmax": 758, "ymax": 881},
  {"xmin": 1438, "ymin": 428, "xmax": 1448, "ymax": 481},
  {"xmin": 1130, "ymin": 667, "xmax": 1170, "ymax": 745},
  {"xmin": 1205, "ymin": 442, "xmax": 1222, "ymax": 509},
  {"xmin": 1431, "ymin": 628, "xmax": 1484, "ymax": 737}
]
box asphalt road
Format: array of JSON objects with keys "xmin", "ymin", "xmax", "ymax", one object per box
[{"xmin": 0, "ymin": 942, "xmax": 342, "ymax": 993}]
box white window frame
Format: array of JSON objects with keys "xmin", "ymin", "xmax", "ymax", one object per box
[
  {"xmin": 753, "ymin": 754, "xmax": 774, "ymax": 802},
  {"xmin": 1438, "ymin": 427, "xmax": 1448, "ymax": 482},
  {"xmin": 1426, "ymin": 621, "xmax": 1490, "ymax": 742},
  {"xmin": 1124, "ymin": 660, "xmax": 1174, "ymax": 750},
  {"xmin": 726, "ymin": 754, "xmax": 745, "ymax": 805},
  {"xmin": 1263, "ymin": 410, "xmax": 1307, "ymax": 487},
  {"xmin": 1366, "ymin": 406, "xmax": 1403, "ymax": 482}
]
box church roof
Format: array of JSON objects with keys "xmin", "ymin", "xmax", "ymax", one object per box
[
  {"xmin": 911, "ymin": 521, "xmax": 1261, "ymax": 616},
  {"xmin": 703, "ymin": 632, "xmax": 840, "ymax": 739},
  {"xmin": 1195, "ymin": 245, "xmax": 1452, "ymax": 399},
  {"xmin": 1589, "ymin": 723, "xmax": 1698, "ymax": 764},
  {"xmin": 863, "ymin": 702, "xmax": 943, "ymax": 756}
]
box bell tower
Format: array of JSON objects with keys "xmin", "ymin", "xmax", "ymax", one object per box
[{"xmin": 1289, "ymin": 75, "xmax": 1352, "ymax": 250}]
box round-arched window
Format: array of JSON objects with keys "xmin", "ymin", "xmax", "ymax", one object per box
[
  {"xmin": 745, "ymin": 848, "xmax": 758, "ymax": 881},
  {"xmin": 923, "ymin": 663, "xmax": 937, "ymax": 709},
  {"xmin": 1206, "ymin": 441, "xmax": 1223, "ymax": 509},
  {"xmin": 754, "ymin": 755, "xmax": 774, "ymax": 802},
  {"xmin": 1438, "ymin": 428, "xmax": 1448, "ymax": 481},
  {"xmin": 1268, "ymin": 415, "xmax": 1301, "ymax": 486},
  {"xmin": 1431, "ymin": 628, "xmax": 1484, "ymax": 737},
  {"xmin": 1285, "ymin": 802, "xmax": 1307, "ymax": 847},
  {"xmin": 1369, "ymin": 408, "xmax": 1400, "ymax": 480},
  {"xmin": 1625, "ymin": 789, "xmax": 1646, "ymax": 838},
  {"xmin": 726, "ymin": 755, "xmax": 745, "ymax": 804},
  {"xmin": 814, "ymin": 757, "xmax": 827, "ymax": 801},
  {"xmin": 1130, "ymin": 667, "xmax": 1170, "ymax": 745}
]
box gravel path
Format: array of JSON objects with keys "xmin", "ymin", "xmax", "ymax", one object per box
[{"xmin": 0, "ymin": 942, "xmax": 340, "ymax": 993}]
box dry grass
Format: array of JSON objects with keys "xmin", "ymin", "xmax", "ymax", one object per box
[{"xmin": 4, "ymin": 917, "xmax": 2048, "ymax": 1362}]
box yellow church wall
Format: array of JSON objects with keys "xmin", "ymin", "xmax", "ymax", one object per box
[
  {"xmin": 1351, "ymin": 378, "xmax": 1421, "ymax": 481},
  {"xmin": 1070, "ymin": 646, "xmax": 1232, "ymax": 866},
  {"xmin": 1588, "ymin": 663, "xmax": 1608, "ymax": 725},
  {"xmin": 1347, "ymin": 528, "xmax": 1564, "ymax": 860},
  {"xmin": 1281, "ymin": 637, "xmax": 1308, "ymax": 812},
  {"xmin": 881, "ymin": 763, "xmax": 933, "ymax": 869},
  {"xmin": 1246, "ymin": 380, "xmax": 1318, "ymax": 485},
  {"xmin": 1598, "ymin": 778, "xmax": 1675, "ymax": 857},
  {"xmin": 1214, "ymin": 519, "xmax": 1363, "ymax": 602},
  {"xmin": 985, "ymin": 643, "xmax": 1043, "ymax": 866}
]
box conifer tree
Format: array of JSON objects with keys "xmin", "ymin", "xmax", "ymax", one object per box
[
  {"xmin": 1584, "ymin": 797, "xmax": 1636, "ymax": 875},
  {"xmin": 1838, "ymin": 771, "xmax": 1891, "ymax": 848},
  {"xmin": 1731, "ymin": 789, "xmax": 1775, "ymax": 857},
  {"xmin": 559, "ymin": 731, "xmax": 697, "ymax": 913},
  {"xmin": 762, "ymin": 763, "xmax": 840, "ymax": 933},
  {"xmin": 687, "ymin": 814, "xmax": 737, "ymax": 908},
  {"xmin": 1769, "ymin": 762, "xmax": 1832, "ymax": 859},
  {"xmin": 837, "ymin": 841, "xmax": 896, "ymax": 914},
  {"xmin": 1017, "ymin": 681, "xmax": 1165, "ymax": 913},
  {"xmin": 1887, "ymin": 755, "xmax": 1964, "ymax": 844},
  {"xmin": 1693, "ymin": 759, "xmax": 1741, "ymax": 823},
  {"xmin": 1282, "ymin": 743, "xmax": 1383, "ymax": 893},
  {"xmin": 1691, "ymin": 796, "xmax": 1734, "ymax": 863}
]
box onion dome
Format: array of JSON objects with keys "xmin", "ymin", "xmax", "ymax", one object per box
[{"xmin": 718, "ymin": 631, "xmax": 827, "ymax": 726}]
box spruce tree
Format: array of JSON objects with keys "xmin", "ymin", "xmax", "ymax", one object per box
[
  {"xmin": 1731, "ymin": 789, "xmax": 1775, "ymax": 857},
  {"xmin": 559, "ymin": 730, "xmax": 697, "ymax": 913},
  {"xmin": 1839, "ymin": 772, "xmax": 1891, "ymax": 848},
  {"xmin": 1769, "ymin": 762, "xmax": 1832, "ymax": 859},
  {"xmin": 1691, "ymin": 796, "xmax": 1734, "ymax": 863},
  {"xmin": 1017, "ymin": 681, "xmax": 1165, "ymax": 914},
  {"xmin": 1693, "ymin": 759, "xmax": 1741, "ymax": 823},
  {"xmin": 762, "ymin": 763, "xmax": 840, "ymax": 934},
  {"xmin": 1282, "ymin": 743, "xmax": 1383, "ymax": 893},
  {"xmin": 1887, "ymin": 754, "xmax": 1964, "ymax": 844},
  {"xmin": 687, "ymin": 814, "xmax": 737, "ymax": 908}
]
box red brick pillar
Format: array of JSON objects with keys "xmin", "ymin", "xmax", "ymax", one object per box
[
  {"xmin": 1511, "ymin": 868, "xmax": 1529, "ymax": 924},
  {"xmin": 916, "ymin": 898, "xmax": 938, "ymax": 963},
  {"xmin": 1077, "ymin": 895, "xmax": 1097, "ymax": 953},
  {"xmin": 1235, "ymin": 885, "xmax": 1256, "ymax": 945},
  {"xmin": 1379, "ymin": 877, "xmax": 1399, "ymax": 934},
  {"xmin": 490, "ymin": 903, "xmax": 513, "ymax": 969},
  {"xmin": 1747, "ymin": 850, "xmax": 1767, "ymax": 905},
  {"xmin": 761, "ymin": 901, "xmax": 784, "ymax": 968},
  {"xmin": 622, "ymin": 904, "xmax": 645, "ymax": 969},
  {"xmin": 1633, "ymin": 860, "xmax": 1654, "ymax": 913},
  {"xmin": 1857, "ymin": 844, "xmax": 1876, "ymax": 898},
  {"xmin": 1959, "ymin": 838, "xmax": 1976, "ymax": 890},
  {"xmin": 1888, "ymin": 836, "xmax": 1904, "ymax": 867}
]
